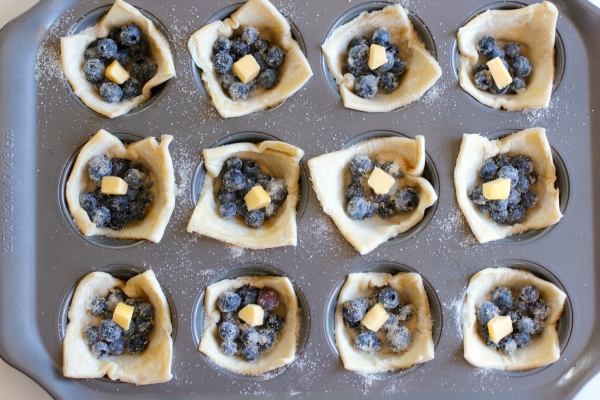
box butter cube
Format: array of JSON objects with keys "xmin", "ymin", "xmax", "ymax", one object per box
[
  {"xmin": 232, "ymin": 54, "xmax": 260, "ymax": 84},
  {"xmin": 361, "ymin": 303, "xmax": 389, "ymax": 332},
  {"xmin": 113, "ymin": 302, "xmax": 135, "ymax": 330},
  {"xmin": 367, "ymin": 167, "xmax": 395, "ymax": 195},
  {"xmin": 101, "ymin": 176, "xmax": 128, "ymax": 195},
  {"xmin": 486, "ymin": 57, "xmax": 513, "ymax": 90},
  {"xmin": 482, "ymin": 178, "xmax": 511, "ymax": 200},
  {"xmin": 368, "ymin": 44, "xmax": 388, "ymax": 70},
  {"xmin": 487, "ymin": 315, "xmax": 513, "ymax": 343},
  {"xmin": 105, "ymin": 60, "xmax": 130, "ymax": 85},
  {"xmin": 238, "ymin": 304, "xmax": 265, "ymax": 327},
  {"xmin": 244, "ymin": 185, "xmax": 271, "ymax": 211}
]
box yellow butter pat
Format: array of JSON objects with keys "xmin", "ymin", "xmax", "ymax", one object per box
[
  {"xmin": 486, "ymin": 57, "xmax": 513, "ymax": 89},
  {"xmin": 487, "ymin": 315, "xmax": 513, "ymax": 343},
  {"xmin": 238, "ymin": 304, "xmax": 265, "ymax": 327},
  {"xmin": 232, "ymin": 54, "xmax": 260, "ymax": 84},
  {"xmin": 482, "ymin": 178, "xmax": 511, "ymax": 200},
  {"xmin": 368, "ymin": 44, "xmax": 388, "ymax": 70},
  {"xmin": 113, "ymin": 302, "xmax": 135, "ymax": 330},
  {"xmin": 361, "ymin": 303, "xmax": 389, "ymax": 332},
  {"xmin": 368, "ymin": 167, "xmax": 395, "ymax": 195},
  {"xmin": 244, "ymin": 185, "xmax": 271, "ymax": 211},
  {"xmin": 101, "ymin": 176, "xmax": 128, "ymax": 195},
  {"xmin": 105, "ymin": 60, "xmax": 130, "ymax": 85}
]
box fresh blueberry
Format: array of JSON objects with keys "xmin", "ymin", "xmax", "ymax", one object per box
[
  {"xmin": 90, "ymin": 297, "xmax": 108, "ymax": 315},
  {"xmin": 386, "ymin": 43, "xmax": 400, "ymax": 58},
  {"xmin": 99, "ymin": 82, "xmax": 123, "ymax": 103},
  {"xmin": 218, "ymin": 73, "xmax": 237, "ymax": 91},
  {"xmin": 264, "ymin": 202, "xmax": 279, "ymax": 219},
  {"xmin": 125, "ymin": 298, "xmax": 142, "ymax": 313},
  {"xmin": 510, "ymin": 76, "xmax": 526, "ymax": 94},
  {"xmin": 507, "ymin": 189, "xmax": 521, "ymax": 206},
  {"xmin": 235, "ymin": 198, "xmax": 248, "ymax": 217},
  {"xmin": 515, "ymin": 175, "xmax": 529, "ymax": 194},
  {"xmin": 266, "ymin": 46, "xmax": 285, "ymax": 68},
  {"xmin": 252, "ymin": 37, "xmax": 269, "ymax": 53},
  {"xmin": 475, "ymin": 64, "xmax": 489, "ymax": 73},
  {"xmin": 513, "ymin": 332, "xmax": 531, "ymax": 348},
  {"xmin": 479, "ymin": 159, "xmax": 497, "ymax": 180},
  {"xmin": 390, "ymin": 57, "xmax": 407, "ymax": 75},
  {"xmin": 378, "ymin": 71, "xmax": 399, "ymax": 93},
  {"xmin": 245, "ymin": 209, "xmax": 265, "ymax": 228},
  {"xmin": 477, "ymin": 35, "xmax": 495, "ymax": 54},
  {"xmin": 506, "ymin": 310, "xmax": 521, "ymax": 327},
  {"xmin": 265, "ymin": 178, "xmax": 287, "ymax": 203},
  {"xmin": 394, "ymin": 188, "xmax": 419, "ymax": 213},
  {"xmin": 257, "ymin": 329, "xmax": 275, "ymax": 352},
  {"xmin": 219, "ymin": 321, "xmax": 240, "ymax": 341},
  {"xmin": 231, "ymin": 37, "xmax": 250, "ymax": 57},
  {"xmin": 258, "ymin": 289, "xmax": 279, "ymax": 311},
  {"xmin": 92, "ymin": 341, "xmax": 110, "ymax": 357},
  {"xmin": 512, "ymin": 155, "xmax": 533, "ymax": 176},
  {"xmin": 394, "ymin": 303, "xmax": 413, "ymax": 323},
  {"xmin": 238, "ymin": 286, "xmax": 259, "ymax": 306},
  {"xmin": 369, "ymin": 189, "xmax": 389, "ymax": 204},
  {"xmin": 226, "ymin": 157, "xmax": 243, "ymax": 171},
  {"xmin": 516, "ymin": 316, "xmax": 534, "ymax": 334},
  {"xmin": 108, "ymin": 158, "xmax": 130, "ymax": 178},
  {"xmin": 468, "ymin": 186, "xmax": 487, "ymax": 205},
  {"xmin": 487, "ymin": 45, "xmax": 505, "ymax": 60},
  {"xmin": 489, "ymin": 199, "xmax": 508, "ymax": 211},
  {"xmin": 213, "ymin": 51, "xmax": 233, "ymax": 74},
  {"xmin": 241, "ymin": 26, "xmax": 259, "ymax": 44},
  {"xmin": 495, "ymin": 154, "xmax": 512, "ymax": 168},
  {"xmin": 347, "ymin": 197, "xmax": 368, "ymax": 219},
  {"xmin": 350, "ymin": 155, "xmax": 373, "ymax": 177},
  {"xmin": 107, "ymin": 287, "xmax": 126, "ymax": 311},
  {"xmin": 85, "ymin": 326, "xmax": 100, "ymax": 345},
  {"xmin": 246, "ymin": 78, "xmax": 258, "ymax": 92},
  {"xmin": 221, "ymin": 340, "xmax": 238, "ymax": 356},
  {"xmin": 346, "ymin": 182, "xmax": 365, "ymax": 199},
  {"xmin": 497, "ymin": 166, "xmax": 519, "ymax": 188},
  {"xmin": 241, "ymin": 328, "xmax": 259, "ymax": 346},
  {"xmin": 241, "ymin": 160, "xmax": 260, "ymax": 178},
  {"xmin": 123, "ymin": 168, "xmax": 143, "ymax": 189},
  {"xmin": 127, "ymin": 334, "xmax": 149, "ymax": 354},
  {"xmin": 119, "ymin": 24, "xmax": 141, "ymax": 46},
  {"xmin": 130, "ymin": 57, "xmax": 157, "ymax": 82},
  {"xmin": 382, "ymin": 161, "xmax": 403, "ymax": 178},
  {"xmin": 108, "ymin": 195, "xmax": 129, "ymax": 212},
  {"xmin": 137, "ymin": 189, "xmax": 154, "ymax": 205},
  {"xmin": 479, "ymin": 325, "xmax": 498, "ymax": 349},
  {"xmin": 350, "ymin": 35, "xmax": 370, "ymax": 48},
  {"xmin": 120, "ymin": 77, "xmax": 141, "ymax": 101},
  {"xmin": 386, "ymin": 325, "xmax": 411, "ymax": 352},
  {"xmin": 473, "ymin": 70, "xmax": 492, "ymax": 91},
  {"xmin": 506, "ymin": 205, "xmax": 526, "ymax": 224},
  {"xmin": 137, "ymin": 303, "xmax": 153, "ymax": 320},
  {"xmin": 343, "ymin": 298, "xmax": 368, "ymax": 323},
  {"xmin": 477, "ymin": 301, "xmax": 500, "ymax": 325},
  {"xmin": 530, "ymin": 299, "xmax": 550, "ymax": 320},
  {"xmin": 347, "ymin": 44, "xmax": 369, "ymax": 69},
  {"xmin": 241, "ymin": 344, "xmax": 259, "ymax": 361},
  {"xmin": 97, "ymin": 38, "xmax": 117, "ymax": 58},
  {"xmin": 363, "ymin": 200, "xmax": 377, "ymax": 218},
  {"xmin": 217, "ymin": 188, "xmax": 236, "ymax": 205},
  {"xmin": 514, "ymin": 299, "xmax": 529, "ymax": 314},
  {"xmin": 223, "ymin": 169, "xmax": 246, "ymax": 191},
  {"xmin": 490, "ymin": 208, "xmax": 508, "ymax": 224},
  {"xmin": 83, "ymin": 58, "xmax": 105, "ymax": 82},
  {"xmin": 80, "ymin": 192, "xmax": 99, "ymax": 212},
  {"xmin": 129, "ymin": 39, "xmax": 150, "ymax": 58},
  {"xmin": 100, "ymin": 319, "xmax": 122, "ymax": 342},
  {"xmin": 478, "ymin": 203, "xmax": 492, "ymax": 215},
  {"xmin": 354, "ymin": 74, "xmax": 378, "ymax": 99},
  {"xmin": 214, "ymin": 35, "xmax": 232, "ymax": 53},
  {"xmin": 379, "ymin": 287, "xmax": 400, "ymax": 309},
  {"xmin": 372, "ymin": 29, "xmax": 391, "ymax": 47},
  {"xmin": 498, "ymin": 337, "xmax": 517, "ymax": 355},
  {"xmin": 380, "ymin": 313, "xmax": 397, "ymax": 332},
  {"xmin": 84, "ymin": 42, "xmax": 102, "ymax": 60},
  {"xmin": 531, "ymin": 319, "xmax": 545, "ymax": 335},
  {"xmin": 90, "ymin": 206, "xmax": 111, "ymax": 227},
  {"xmin": 489, "ymin": 80, "xmax": 509, "ymax": 94},
  {"xmin": 108, "ymin": 338, "xmax": 125, "ymax": 355},
  {"xmin": 375, "ymin": 51, "xmax": 395, "ymax": 73},
  {"xmin": 252, "ymin": 52, "xmax": 268, "ymax": 72},
  {"xmin": 377, "ymin": 200, "xmax": 395, "ymax": 218},
  {"xmin": 520, "ymin": 190, "xmax": 538, "ymax": 209},
  {"xmin": 229, "ymin": 82, "xmax": 249, "ymax": 101},
  {"xmin": 504, "ymin": 42, "xmax": 521, "ymax": 59},
  {"xmin": 266, "ymin": 314, "xmax": 285, "ymax": 334},
  {"xmin": 354, "ymin": 331, "xmax": 382, "ymax": 353},
  {"xmin": 512, "ymin": 56, "xmax": 532, "ymax": 77},
  {"xmin": 218, "ymin": 292, "xmax": 241, "ymax": 313},
  {"xmin": 491, "ymin": 287, "xmax": 513, "ymax": 309},
  {"xmin": 519, "ymin": 285, "xmax": 539, "ymax": 303}
]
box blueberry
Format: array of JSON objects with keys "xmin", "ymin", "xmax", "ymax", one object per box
[
  {"xmin": 380, "ymin": 313, "xmax": 397, "ymax": 332},
  {"xmin": 238, "ymin": 286, "xmax": 259, "ymax": 306},
  {"xmin": 108, "ymin": 338, "xmax": 125, "ymax": 355},
  {"xmin": 219, "ymin": 321, "xmax": 240, "ymax": 341},
  {"xmin": 263, "ymin": 45, "xmax": 285, "ymax": 69},
  {"xmin": 347, "ymin": 44, "xmax": 369, "ymax": 69},
  {"xmin": 107, "ymin": 287, "xmax": 126, "ymax": 310},
  {"xmin": 347, "ymin": 197, "xmax": 368, "ymax": 219},
  {"xmin": 506, "ymin": 310, "xmax": 521, "ymax": 326},
  {"xmin": 99, "ymin": 82, "xmax": 123, "ymax": 103},
  {"xmin": 346, "ymin": 182, "xmax": 365, "ymax": 199},
  {"xmin": 100, "ymin": 319, "xmax": 122, "ymax": 342},
  {"xmin": 119, "ymin": 24, "xmax": 141, "ymax": 46},
  {"xmin": 120, "ymin": 77, "xmax": 141, "ymax": 101},
  {"xmin": 137, "ymin": 189, "xmax": 154, "ymax": 205},
  {"xmin": 226, "ymin": 157, "xmax": 243, "ymax": 171},
  {"xmin": 83, "ymin": 58, "xmax": 105, "ymax": 82},
  {"xmin": 479, "ymin": 325, "xmax": 498, "ymax": 349},
  {"xmin": 520, "ymin": 190, "xmax": 538, "ymax": 209},
  {"xmin": 506, "ymin": 205, "xmax": 526, "ymax": 224},
  {"xmin": 253, "ymin": 52, "xmax": 268, "ymax": 72},
  {"xmin": 218, "ymin": 292, "xmax": 241, "ymax": 312},
  {"xmin": 489, "ymin": 80, "xmax": 509, "ymax": 94},
  {"xmin": 213, "ymin": 51, "xmax": 233, "ymax": 74},
  {"xmin": 497, "ymin": 166, "xmax": 519, "ymax": 188},
  {"xmin": 240, "ymin": 160, "xmax": 260, "ymax": 178},
  {"xmin": 241, "ymin": 344, "xmax": 259, "ymax": 361},
  {"xmin": 354, "ymin": 331, "xmax": 382, "ymax": 353},
  {"xmin": 238, "ymin": 178, "xmax": 253, "ymax": 197},
  {"xmin": 344, "ymin": 318, "xmax": 362, "ymax": 330},
  {"xmin": 107, "ymin": 195, "xmax": 129, "ymax": 212},
  {"xmin": 214, "ymin": 35, "xmax": 232, "ymax": 53},
  {"xmin": 265, "ymin": 178, "xmax": 287, "ymax": 203},
  {"xmin": 246, "ymin": 78, "xmax": 257, "ymax": 92},
  {"xmin": 90, "ymin": 296, "xmax": 108, "ymax": 315},
  {"xmin": 80, "ymin": 192, "xmax": 99, "ymax": 212},
  {"xmin": 97, "ymin": 38, "xmax": 117, "ymax": 58},
  {"xmin": 216, "ymin": 203, "xmax": 236, "ymax": 220},
  {"xmin": 377, "ymin": 200, "xmax": 395, "ymax": 218},
  {"xmin": 84, "ymin": 44, "xmax": 102, "ymax": 60},
  {"xmin": 343, "ymin": 298, "xmax": 368, "ymax": 323},
  {"xmin": 130, "ymin": 57, "xmax": 157, "ymax": 82},
  {"xmin": 108, "ymin": 158, "xmax": 130, "ymax": 178},
  {"xmin": 515, "ymin": 175, "xmax": 529, "ymax": 194},
  {"xmin": 386, "ymin": 43, "xmax": 400, "ymax": 58},
  {"xmin": 91, "ymin": 206, "xmax": 111, "ymax": 227},
  {"xmin": 354, "ymin": 74, "xmax": 378, "ymax": 99},
  {"xmin": 379, "ymin": 287, "xmax": 400, "ymax": 309},
  {"xmin": 473, "ymin": 70, "xmax": 492, "ymax": 91},
  {"xmin": 137, "ymin": 303, "xmax": 153, "ymax": 320},
  {"xmin": 490, "ymin": 208, "xmax": 508, "ymax": 224},
  {"xmin": 229, "ymin": 82, "xmax": 249, "ymax": 101},
  {"xmin": 122, "ymin": 169, "xmax": 143, "ymax": 190},
  {"xmin": 266, "ymin": 314, "xmax": 285, "ymax": 334},
  {"xmin": 468, "ymin": 186, "xmax": 487, "ymax": 205},
  {"xmin": 129, "ymin": 39, "xmax": 150, "ymax": 58},
  {"xmin": 363, "ymin": 201, "xmax": 377, "ymax": 218},
  {"xmin": 530, "ymin": 299, "xmax": 550, "ymax": 320},
  {"xmin": 378, "ymin": 71, "xmax": 399, "ymax": 93},
  {"xmin": 504, "ymin": 42, "xmax": 521, "ymax": 59},
  {"xmin": 85, "ymin": 326, "xmax": 100, "ymax": 345},
  {"xmin": 477, "ymin": 301, "xmax": 500, "ymax": 325},
  {"xmin": 390, "ymin": 57, "xmax": 407, "ymax": 76},
  {"xmin": 531, "ymin": 319, "xmax": 545, "ymax": 335},
  {"xmin": 230, "ymin": 37, "xmax": 250, "ymax": 57},
  {"xmin": 350, "ymin": 35, "xmax": 370, "ymax": 48},
  {"xmin": 382, "ymin": 161, "xmax": 403, "ymax": 178},
  {"xmin": 516, "ymin": 316, "xmax": 534, "ymax": 334},
  {"xmin": 350, "ymin": 155, "xmax": 373, "ymax": 177},
  {"xmin": 514, "ymin": 299, "xmax": 529, "ymax": 314},
  {"xmin": 121, "ymin": 322, "xmax": 135, "ymax": 338},
  {"xmin": 510, "ymin": 76, "xmax": 526, "ymax": 94},
  {"xmin": 495, "ymin": 154, "xmax": 512, "ymax": 168},
  {"xmin": 479, "ymin": 159, "xmax": 497, "ymax": 181},
  {"xmin": 370, "ymin": 189, "xmax": 389, "ymax": 204},
  {"xmin": 241, "ymin": 328, "xmax": 259, "ymax": 346},
  {"xmin": 512, "ymin": 56, "xmax": 532, "ymax": 77},
  {"xmin": 507, "ymin": 189, "xmax": 521, "ymax": 206},
  {"xmin": 519, "ymin": 285, "xmax": 539, "ymax": 303},
  {"xmin": 258, "ymin": 289, "xmax": 279, "ymax": 311},
  {"xmin": 395, "ymin": 303, "xmax": 413, "ymax": 322},
  {"xmin": 245, "ymin": 209, "xmax": 265, "ymax": 228},
  {"xmin": 498, "ymin": 337, "xmax": 517, "ymax": 355},
  {"xmin": 375, "ymin": 51, "xmax": 395, "ymax": 73},
  {"xmin": 223, "ymin": 169, "xmax": 246, "ymax": 191},
  {"xmin": 235, "ymin": 198, "xmax": 248, "ymax": 217},
  {"xmin": 221, "ymin": 340, "xmax": 238, "ymax": 355},
  {"xmin": 511, "ymin": 155, "xmax": 533, "ymax": 176},
  {"xmin": 475, "ymin": 64, "xmax": 489, "ymax": 73},
  {"xmin": 257, "ymin": 329, "xmax": 275, "ymax": 352},
  {"xmin": 264, "ymin": 202, "xmax": 279, "ymax": 219},
  {"xmin": 221, "ymin": 311, "xmax": 236, "ymax": 324},
  {"xmin": 478, "ymin": 203, "xmax": 492, "ymax": 215},
  {"xmin": 477, "ymin": 36, "xmax": 495, "ymax": 54},
  {"xmin": 386, "ymin": 325, "xmax": 411, "ymax": 352},
  {"xmin": 127, "ymin": 334, "xmax": 149, "ymax": 354},
  {"xmin": 251, "ymin": 37, "xmax": 269, "ymax": 53},
  {"xmin": 372, "ymin": 29, "xmax": 391, "ymax": 47},
  {"xmin": 394, "ymin": 188, "xmax": 419, "ymax": 213},
  {"xmin": 513, "ymin": 331, "xmax": 531, "ymax": 348},
  {"xmin": 491, "ymin": 287, "xmax": 513, "ymax": 309},
  {"xmin": 241, "ymin": 26, "xmax": 259, "ymax": 44},
  {"xmin": 125, "ymin": 298, "xmax": 142, "ymax": 312},
  {"xmin": 92, "ymin": 341, "xmax": 110, "ymax": 357},
  {"xmin": 216, "ymin": 188, "xmax": 235, "ymax": 205}
]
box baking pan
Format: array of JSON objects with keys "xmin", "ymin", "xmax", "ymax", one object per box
[{"xmin": 0, "ymin": 0, "xmax": 599, "ymax": 398}]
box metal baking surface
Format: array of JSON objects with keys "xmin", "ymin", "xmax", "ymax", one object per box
[{"xmin": 0, "ymin": 0, "xmax": 599, "ymax": 398}]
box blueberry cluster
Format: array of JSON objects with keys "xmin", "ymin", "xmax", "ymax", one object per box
[
  {"xmin": 84, "ymin": 287, "xmax": 154, "ymax": 357},
  {"xmin": 473, "ymin": 36, "xmax": 532, "ymax": 95},
  {"xmin": 342, "ymin": 286, "xmax": 413, "ymax": 353},
  {"xmin": 477, "ymin": 285, "xmax": 550, "ymax": 355},
  {"xmin": 468, "ymin": 153, "xmax": 538, "ymax": 225},
  {"xmin": 82, "ymin": 24, "xmax": 157, "ymax": 103},
  {"xmin": 344, "ymin": 29, "xmax": 407, "ymax": 98},
  {"xmin": 217, "ymin": 157, "xmax": 287, "ymax": 228},
  {"xmin": 216, "ymin": 286, "xmax": 286, "ymax": 361},
  {"xmin": 212, "ymin": 26, "xmax": 285, "ymax": 101},
  {"xmin": 79, "ymin": 155, "xmax": 154, "ymax": 230},
  {"xmin": 345, "ymin": 155, "xmax": 419, "ymax": 220}
]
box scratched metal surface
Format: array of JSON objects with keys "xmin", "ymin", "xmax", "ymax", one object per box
[{"xmin": 0, "ymin": 0, "xmax": 599, "ymax": 398}]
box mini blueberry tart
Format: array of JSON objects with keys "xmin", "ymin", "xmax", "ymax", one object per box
[
  {"xmin": 66, "ymin": 129, "xmax": 175, "ymax": 243},
  {"xmin": 187, "ymin": 140, "xmax": 304, "ymax": 249},
  {"xmin": 188, "ymin": 0, "xmax": 313, "ymax": 118},
  {"xmin": 308, "ymin": 136, "xmax": 437, "ymax": 255},
  {"xmin": 322, "ymin": 4, "xmax": 441, "ymax": 112},
  {"xmin": 63, "ymin": 269, "xmax": 173, "ymax": 384},
  {"xmin": 463, "ymin": 267, "xmax": 566, "ymax": 370},
  {"xmin": 454, "ymin": 127, "xmax": 562, "ymax": 243},
  {"xmin": 199, "ymin": 276, "xmax": 298, "ymax": 375},
  {"xmin": 61, "ymin": 0, "xmax": 175, "ymax": 118},
  {"xmin": 457, "ymin": 1, "xmax": 558, "ymax": 110},
  {"xmin": 335, "ymin": 272, "xmax": 434, "ymax": 373}
]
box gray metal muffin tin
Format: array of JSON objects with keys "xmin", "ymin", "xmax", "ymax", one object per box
[{"xmin": 0, "ymin": 0, "xmax": 599, "ymax": 398}]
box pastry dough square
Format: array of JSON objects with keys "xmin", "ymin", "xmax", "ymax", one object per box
[
  {"xmin": 187, "ymin": 141, "xmax": 304, "ymax": 249},
  {"xmin": 463, "ymin": 267, "xmax": 566, "ymax": 370},
  {"xmin": 66, "ymin": 129, "xmax": 175, "ymax": 243},
  {"xmin": 199, "ymin": 276, "xmax": 299, "ymax": 375},
  {"xmin": 188, "ymin": 0, "xmax": 313, "ymax": 118},
  {"xmin": 335, "ymin": 272, "xmax": 434, "ymax": 373},
  {"xmin": 308, "ymin": 136, "xmax": 437, "ymax": 255},
  {"xmin": 63, "ymin": 270, "xmax": 173, "ymax": 384},
  {"xmin": 61, "ymin": 0, "xmax": 176, "ymax": 118},
  {"xmin": 321, "ymin": 4, "xmax": 442, "ymax": 112},
  {"xmin": 457, "ymin": 1, "xmax": 558, "ymax": 110},
  {"xmin": 454, "ymin": 127, "xmax": 562, "ymax": 243}
]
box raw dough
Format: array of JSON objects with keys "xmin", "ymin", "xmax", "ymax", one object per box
[
  {"xmin": 63, "ymin": 269, "xmax": 173, "ymax": 384},
  {"xmin": 463, "ymin": 267, "xmax": 566, "ymax": 370},
  {"xmin": 321, "ymin": 4, "xmax": 441, "ymax": 112},
  {"xmin": 199, "ymin": 276, "xmax": 299, "ymax": 375},
  {"xmin": 335, "ymin": 272, "xmax": 434, "ymax": 373},
  {"xmin": 188, "ymin": 0, "xmax": 313, "ymax": 118},
  {"xmin": 457, "ymin": 1, "xmax": 558, "ymax": 110},
  {"xmin": 454, "ymin": 127, "xmax": 562, "ymax": 243},
  {"xmin": 308, "ymin": 136, "xmax": 437, "ymax": 255},
  {"xmin": 65, "ymin": 129, "xmax": 175, "ymax": 243},
  {"xmin": 61, "ymin": 0, "xmax": 176, "ymax": 118},
  {"xmin": 187, "ymin": 140, "xmax": 304, "ymax": 249}
]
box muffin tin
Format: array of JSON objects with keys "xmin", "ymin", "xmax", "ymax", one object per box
[{"xmin": 0, "ymin": 0, "xmax": 599, "ymax": 398}]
